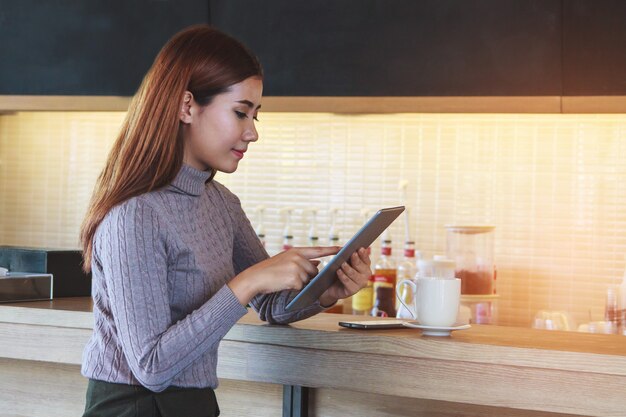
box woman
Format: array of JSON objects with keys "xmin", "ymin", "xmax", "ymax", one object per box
[{"xmin": 79, "ymin": 25, "xmax": 371, "ymax": 416}]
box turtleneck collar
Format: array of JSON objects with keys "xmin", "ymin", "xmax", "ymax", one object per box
[{"xmin": 170, "ymin": 164, "xmax": 212, "ymax": 196}]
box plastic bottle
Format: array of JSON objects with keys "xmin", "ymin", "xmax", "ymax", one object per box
[
  {"xmin": 254, "ymin": 205, "xmax": 266, "ymax": 248},
  {"xmin": 327, "ymin": 208, "xmax": 340, "ymax": 247},
  {"xmin": 319, "ymin": 208, "xmax": 340, "ymax": 270},
  {"xmin": 396, "ymin": 241, "xmax": 419, "ymax": 319},
  {"xmin": 433, "ymin": 256, "xmax": 456, "ymax": 279},
  {"xmin": 352, "ymin": 247, "xmax": 373, "ymax": 315},
  {"xmin": 605, "ymin": 287, "xmax": 618, "ymax": 323},
  {"xmin": 397, "ymin": 241, "xmax": 418, "ymax": 282},
  {"xmin": 279, "ymin": 207, "xmax": 294, "ymax": 251},
  {"xmin": 371, "ymin": 286, "xmax": 396, "ymax": 318},
  {"xmin": 417, "ymin": 259, "xmax": 435, "ymax": 279},
  {"xmin": 305, "ymin": 208, "xmax": 319, "ymax": 247},
  {"xmin": 618, "ymin": 258, "xmax": 626, "ymax": 330},
  {"xmin": 371, "ymin": 232, "xmax": 396, "ymax": 317}
]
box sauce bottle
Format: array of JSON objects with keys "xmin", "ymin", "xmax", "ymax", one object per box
[
  {"xmin": 352, "ymin": 247, "xmax": 373, "ymax": 315},
  {"xmin": 305, "ymin": 208, "xmax": 319, "ymax": 247},
  {"xmin": 396, "ymin": 241, "xmax": 419, "ymax": 319},
  {"xmin": 279, "ymin": 207, "xmax": 294, "ymax": 251},
  {"xmin": 254, "ymin": 205, "xmax": 266, "ymax": 248},
  {"xmin": 371, "ymin": 233, "xmax": 396, "ymax": 317}
]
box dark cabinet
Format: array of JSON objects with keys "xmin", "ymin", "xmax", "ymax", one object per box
[
  {"xmin": 210, "ymin": 0, "xmax": 562, "ymax": 96},
  {"xmin": 563, "ymin": 0, "xmax": 626, "ymax": 95},
  {"xmin": 0, "ymin": 0, "xmax": 208, "ymax": 95},
  {"xmin": 2, "ymin": 1, "xmax": 625, "ymax": 98}
]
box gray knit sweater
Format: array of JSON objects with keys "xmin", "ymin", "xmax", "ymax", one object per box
[{"xmin": 81, "ymin": 164, "xmax": 325, "ymax": 392}]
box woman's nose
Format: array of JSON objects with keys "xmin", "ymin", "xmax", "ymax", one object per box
[{"xmin": 243, "ymin": 123, "xmax": 258, "ymax": 142}]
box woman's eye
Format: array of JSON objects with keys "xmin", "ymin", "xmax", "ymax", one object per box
[
  {"xmin": 235, "ymin": 111, "xmax": 248, "ymax": 119},
  {"xmin": 253, "ymin": 116, "xmax": 260, "ymax": 122}
]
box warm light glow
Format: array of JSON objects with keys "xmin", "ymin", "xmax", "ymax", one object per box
[{"xmin": 1, "ymin": 111, "xmax": 626, "ymax": 328}]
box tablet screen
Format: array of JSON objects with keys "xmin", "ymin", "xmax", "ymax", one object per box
[{"xmin": 285, "ymin": 206, "xmax": 405, "ymax": 311}]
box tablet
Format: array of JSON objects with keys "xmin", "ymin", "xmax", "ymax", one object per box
[{"xmin": 285, "ymin": 206, "xmax": 405, "ymax": 312}]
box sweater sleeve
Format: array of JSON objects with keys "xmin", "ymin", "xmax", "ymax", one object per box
[
  {"xmin": 96, "ymin": 198, "xmax": 247, "ymax": 392},
  {"xmin": 219, "ymin": 185, "xmax": 326, "ymax": 324}
]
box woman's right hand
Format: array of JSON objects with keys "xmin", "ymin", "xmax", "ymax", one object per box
[{"xmin": 228, "ymin": 246, "xmax": 341, "ymax": 305}]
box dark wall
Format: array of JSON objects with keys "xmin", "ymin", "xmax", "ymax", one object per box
[
  {"xmin": 563, "ymin": 0, "xmax": 626, "ymax": 95},
  {"xmin": 0, "ymin": 0, "xmax": 209, "ymax": 95},
  {"xmin": 210, "ymin": 0, "xmax": 562, "ymax": 96},
  {"xmin": 1, "ymin": 1, "xmax": 624, "ymax": 96}
]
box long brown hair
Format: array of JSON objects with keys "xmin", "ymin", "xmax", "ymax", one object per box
[{"xmin": 80, "ymin": 25, "xmax": 262, "ymax": 272}]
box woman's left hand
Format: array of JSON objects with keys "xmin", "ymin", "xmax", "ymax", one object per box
[{"xmin": 318, "ymin": 247, "xmax": 372, "ymax": 307}]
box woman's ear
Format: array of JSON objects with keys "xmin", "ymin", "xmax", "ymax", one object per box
[{"xmin": 179, "ymin": 91, "xmax": 194, "ymax": 124}]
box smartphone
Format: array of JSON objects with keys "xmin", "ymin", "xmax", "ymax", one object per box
[{"xmin": 338, "ymin": 319, "xmax": 407, "ymax": 330}]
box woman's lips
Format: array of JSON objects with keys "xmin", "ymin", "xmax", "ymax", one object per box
[{"xmin": 231, "ymin": 149, "xmax": 245, "ymax": 159}]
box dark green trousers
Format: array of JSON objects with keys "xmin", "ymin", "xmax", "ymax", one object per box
[{"xmin": 83, "ymin": 379, "xmax": 220, "ymax": 417}]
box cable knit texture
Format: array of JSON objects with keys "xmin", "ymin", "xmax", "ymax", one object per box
[{"xmin": 82, "ymin": 164, "xmax": 325, "ymax": 392}]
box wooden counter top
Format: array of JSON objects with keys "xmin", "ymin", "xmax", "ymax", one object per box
[{"xmin": 1, "ymin": 297, "xmax": 625, "ymax": 416}]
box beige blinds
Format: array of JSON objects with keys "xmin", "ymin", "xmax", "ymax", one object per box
[{"xmin": 1, "ymin": 111, "xmax": 625, "ymax": 327}]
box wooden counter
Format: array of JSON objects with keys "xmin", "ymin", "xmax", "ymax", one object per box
[{"xmin": 1, "ymin": 298, "xmax": 625, "ymax": 417}]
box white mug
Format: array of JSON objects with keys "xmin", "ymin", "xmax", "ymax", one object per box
[{"xmin": 396, "ymin": 278, "xmax": 461, "ymax": 327}]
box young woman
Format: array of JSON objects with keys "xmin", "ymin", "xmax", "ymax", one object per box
[{"xmin": 79, "ymin": 25, "xmax": 371, "ymax": 416}]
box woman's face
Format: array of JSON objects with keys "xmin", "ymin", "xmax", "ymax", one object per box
[{"xmin": 180, "ymin": 76, "xmax": 262, "ymax": 173}]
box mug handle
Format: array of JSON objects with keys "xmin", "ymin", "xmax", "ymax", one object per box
[{"xmin": 396, "ymin": 279, "xmax": 418, "ymax": 320}]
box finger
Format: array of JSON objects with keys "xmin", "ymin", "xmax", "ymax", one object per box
[
  {"xmin": 358, "ymin": 247, "xmax": 372, "ymax": 266},
  {"xmin": 350, "ymin": 251, "xmax": 371, "ymax": 276},
  {"xmin": 350, "ymin": 251, "xmax": 363, "ymax": 268},
  {"xmin": 292, "ymin": 246, "xmax": 342, "ymax": 259},
  {"xmin": 291, "ymin": 266, "xmax": 312, "ymax": 286},
  {"xmin": 299, "ymin": 269, "xmax": 312, "ymax": 284},
  {"xmin": 341, "ymin": 261, "xmax": 359, "ymax": 282},
  {"xmin": 311, "ymin": 260, "xmax": 320, "ymax": 267},
  {"xmin": 336, "ymin": 269, "xmax": 359, "ymax": 293},
  {"xmin": 293, "ymin": 255, "xmax": 319, "ymax": 277},
  {"xmin": 344, "ymin": 260, "xmax": 371, "ymax": 285},
  {"xmin": 336, "ymin": 268, "xmax": 352, "ymax": 286},
  {"xmin": 344, "ymin": 264, "xmax": 370, "ymax": 288}
]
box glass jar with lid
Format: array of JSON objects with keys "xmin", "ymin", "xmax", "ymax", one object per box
[{"xmin": 445, "ymin": 225, "xmax": 495, "ymax": 295}]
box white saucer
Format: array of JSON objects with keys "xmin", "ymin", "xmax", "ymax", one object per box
[{"xmin": 402, "ymin": 321, "xmax": 471, "ymax": 336}]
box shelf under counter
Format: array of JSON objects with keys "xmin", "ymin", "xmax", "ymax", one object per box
[{"xmin": 1, "ymin": 297, "xmax": 625, "ymax": 417}]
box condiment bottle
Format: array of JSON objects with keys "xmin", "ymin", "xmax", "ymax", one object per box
[
  {"xmin": 618, "ymin": 257, "xmax": 626, "ymax": 332},
  {"xmin": 396, "ymin": 241, "xmax": 419, "ymax": 319},
  {"xmin": 319, "ymin": 208, "xmax": 340, "ymax": 271},
  {"xmin": 371, "ymin": 233, "xmax": 396, "ymax": 317},
  {"xmin": 254, "ymin": 205, "xmax": 266, "ymax": 248},
  {"xmin": 352, "ymin": 247, "xmax": 373, "ymax": 315},
  {"xmin": 371, "ymin": 286, "xmax": 396, "ymax": 318},
  {"xmin": 305, "ymin": 208, "xmax": 319, "ymax": 247},
  {"xmin": 605, "ymin": 287, "xmax": 619, "ymax": 323},
  {"xmin": 433, "ymin": 257, "xmax": 456, "ymax": 279},
  {"xmin": 279, "ymin": 207, "xmax": 294, "ymax": 251},
  {"xmin": 417, "ymin": 259, "xmax": 435, "ymax": 279},
  {"xmin": 397, "ymin": 241, "xmax": 418, "ymax": 281}
]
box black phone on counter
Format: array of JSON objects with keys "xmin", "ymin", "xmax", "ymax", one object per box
[{"xmin": 338, "ymin": 319, "xmax": 407, "ymax": 330}]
